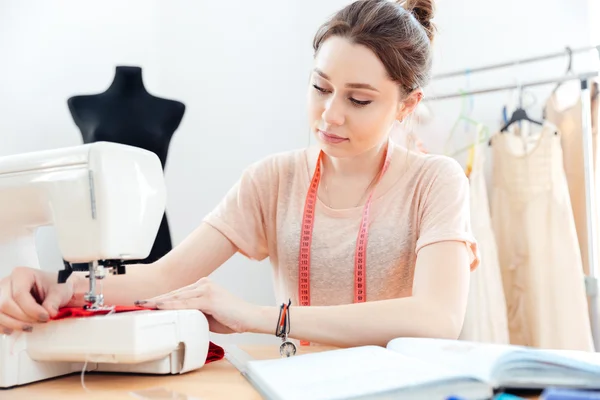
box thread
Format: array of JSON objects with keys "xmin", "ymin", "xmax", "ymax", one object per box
[
  {"xmin": 80, "ymin": 358, "xmax": 91, "ymax": 393},
  {"xmin": 78, "ymin": 305, "xmax": 116, "ymax": 393},
  {"xmin": 6, "ymin": 305, "xmax": 117, "ymax": 392}
]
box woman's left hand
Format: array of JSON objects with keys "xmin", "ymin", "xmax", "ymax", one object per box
[{"xmin": 135, "ymin": 277, "xmax": 262, "ymax": 334}]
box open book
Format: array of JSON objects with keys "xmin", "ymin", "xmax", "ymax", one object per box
[{"xmin": 244, "ymin": 338, "xmax": 600, "ymax": 400}]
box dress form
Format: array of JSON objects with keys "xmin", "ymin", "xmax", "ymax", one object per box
[{"xmin": 67, "ymin": 66, "xmax": 185, "ymax": 264}]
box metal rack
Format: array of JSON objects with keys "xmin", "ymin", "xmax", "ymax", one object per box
[
  {"xmin": 432, "ymin": 45, "xmax": 600, "ymax": 79},
  {"xmin": 427, "ymin": 71, "xmax": 598, "ymax": 101},
  {"xmin": 427, "ymin": 46, "xmax": 600, "ymax": 351}
]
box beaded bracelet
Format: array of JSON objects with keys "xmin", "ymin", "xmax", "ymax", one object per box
[{"xmin": 275, "ymin": 299, "xmax": 296, "ymax": 357}]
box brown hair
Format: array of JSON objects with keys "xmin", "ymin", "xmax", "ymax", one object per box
[{"xmin": 312, "ymin": 0, "xmax": 436, "ymax": 94}]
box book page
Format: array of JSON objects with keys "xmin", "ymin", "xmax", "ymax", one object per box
[
  {"xmin": 246, "ymin": 345, "xmax": 478, "ymax": 400},
  {"xmin": 537, "ymin": 349, "xmax": 600, "ymax": 372},
  {"xmin": 386, "ymin": 338, "xmax": 517, "ymax": 382}
]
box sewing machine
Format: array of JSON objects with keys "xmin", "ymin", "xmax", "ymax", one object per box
[{"xmin": 0, "ymin": 142, "xmax": 210, "ymax": 389}]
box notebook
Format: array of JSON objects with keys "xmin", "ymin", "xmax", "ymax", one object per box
[{"xmin": 244, "ymin": 338, "xmax": 600, "ymax": 400}]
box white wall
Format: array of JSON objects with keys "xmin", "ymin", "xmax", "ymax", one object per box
[
  {"xmin": 0, "ymin": 0, "xmax": 595, "ymax": 345},
  {"xmin": 589, "ymin": 0, "xmax": 600, "ymax": 47}
]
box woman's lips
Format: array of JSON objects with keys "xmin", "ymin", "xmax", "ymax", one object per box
[{"xmin": 318, "ymin": 130, "xmax": 348, "ymax": 144}]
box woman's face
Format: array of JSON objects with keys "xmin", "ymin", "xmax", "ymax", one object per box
[{"xmin": 307, "ymin": 36, "xmax": 420, "ymax": 158}]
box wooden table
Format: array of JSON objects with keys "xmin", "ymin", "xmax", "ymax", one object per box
[
  {"xmin": 2, "ymin": 345, "xmax": 540, "ymax": 400},
  {"xmin": 2, "ymin": 345, "xmax": 333, "ymax": 400}
]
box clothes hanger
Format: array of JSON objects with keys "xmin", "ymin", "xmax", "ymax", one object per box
[
  {"xmin": 444, "ymin": 89, "xmax": 490, "ymax": 156},
  {"xmin": 551, "ymin": 47, "xmax": 573, "ymax": 95},
  {"xmin": 444, "ymin": 71, "xmax": 476, "ymax": 153},
  {"xmin": 500, "ymin": 81, "xmax": 543, "ymax": 133},
  {"xmin": 450, "ymin": 121, "xmax": 490, "ymax": 158},
  {"xmin": 500, "ymin": 108, "xmax": 543, "ymax": 132},
  {"xmin": 443, "ymin": 90, "xmax": 491, "ymax": 157},
  {"xmin": 448, "ymin": 123, "xmax": 491, "ymax": 157},
  {"xmin": 543, "ymin": 47, "xmax": 579, "ymax": 119}
]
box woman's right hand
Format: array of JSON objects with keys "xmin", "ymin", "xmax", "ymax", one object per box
[{"xmin": 0, "ymin": 267, "xmax": 75, "ymax": 335}]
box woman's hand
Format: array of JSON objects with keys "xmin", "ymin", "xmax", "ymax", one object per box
[
  {"xmin": 135, "ymin": 277, "xmax": 263, "ymax": 334},
  {"xmin": 0, "ymin": 267, "xmax": 77, "ymax": 334}
]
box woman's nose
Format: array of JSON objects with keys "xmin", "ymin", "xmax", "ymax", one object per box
[{"xmin": 321, "ymin": 97, "xmax": 345, "ymax": 126}]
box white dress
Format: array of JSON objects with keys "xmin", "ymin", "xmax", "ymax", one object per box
[{"xmin": 459, "ymin": 142, "xmax": 510, "ymax": 344}]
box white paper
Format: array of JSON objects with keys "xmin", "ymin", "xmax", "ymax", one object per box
[
  {"xmin": 386, "ymin": 338, "xmax": 517, "ymax": 382},
  {"xmin": 246, "ymin": 345, "xmax": 468, "ymax": 400}
]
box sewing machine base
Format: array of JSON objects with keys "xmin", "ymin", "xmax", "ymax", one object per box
[{"xmin": 0, "ymin": 309, "xmax": 210, "ymax": 388}]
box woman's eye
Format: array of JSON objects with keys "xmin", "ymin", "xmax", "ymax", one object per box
[
  {"xmin": 313, "ymin": 84, "xmax": 371, "ymax": 107},
  {"xmin": 350, "ymin": 98, "xmax": 372, "ymax": 106},
  {"xmin": 313, "ymin": 84, "xmax": 329, "ymax": 93}
]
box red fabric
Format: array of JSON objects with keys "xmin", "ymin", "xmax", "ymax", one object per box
[
  {"xmin": 51, "ymin": 306, "xmax": 225, "ymax": 364},
  {"xmin": 52, "ymin": 306, "xmax": 146, "ymax": 319}
]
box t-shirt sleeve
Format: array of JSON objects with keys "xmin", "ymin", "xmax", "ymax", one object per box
[
  {"xmin": 202, "ymin": 166, "xmax": 269, "ymax": 261},
  {"xmin": 414, "ymin": 157, "xmax": 480, "ymax": 271}
]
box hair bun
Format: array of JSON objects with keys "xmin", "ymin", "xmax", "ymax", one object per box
[{"xmin": 398, "ymin": 0, "xmax": 436, "ymax": 42}]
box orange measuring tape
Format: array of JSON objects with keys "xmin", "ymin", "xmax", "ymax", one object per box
[{"xmin": 297, "ymin": 142, "xmax": 393, "ymax": 346}]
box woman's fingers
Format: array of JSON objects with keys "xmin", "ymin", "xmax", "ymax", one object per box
[
  {"xmin": 152, "ymin": 284, "xmax": 194, "ymax": 299},
  {"xmin": 159, "ymin": 287, "xmax": 205, "ymax": 302},
  {"xmin": 153, "ymin": 297, "xmax": 206, "ymax": 310},
  {"xmin": 10, "ymin": 276, "xmax": 50, "ymax": 322},
  {"xmin": 0, "ymin": 311, "xmax": 34, "ymax": 333},
  {"xmin": 135, "ymin": 283, "xmax": 199, "ymax": 305},
  {"xmin": 138, "ymin": 282, "xmax": 209, "ymax": 306},
  {"xmin": 0, "ymin": 282, "xmax": 42, "ymax": 325},
  {"xmin": 0, "ymin": 297, "xmax": 38, "ymax": 325},
  {"xmin": 0, "ymin": 324, "xmax": 13, "ymax": 335}
]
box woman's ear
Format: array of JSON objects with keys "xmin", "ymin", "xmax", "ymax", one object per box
[{"xmin": 396, "ymin": 89, "xmax": 424, "ymax": 121}]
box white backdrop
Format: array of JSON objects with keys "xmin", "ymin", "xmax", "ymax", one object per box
[{"xmin": 0, "ymin": 0, "xmax": 596, "ymax": 345}]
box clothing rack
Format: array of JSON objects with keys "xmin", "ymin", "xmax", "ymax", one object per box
[
  {"xmin": 426, "ymin": 71, "xmax": 598, "ymax": 101},
  {"xmin": 427, "ymin": 46, "xmax": 600, "ymax": 352},
  {"xmin": 433, "ymin": 45, "xmax": 600, "ymax": 80}
]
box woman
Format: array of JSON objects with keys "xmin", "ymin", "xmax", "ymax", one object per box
[{"xmin": 0, "ymin": 0, "xmax": 479, "ymax": 348}]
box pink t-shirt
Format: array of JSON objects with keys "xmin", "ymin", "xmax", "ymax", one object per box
[{"xmin": 204, "ymin": 140, "xmax": 479, "ymax": 307}]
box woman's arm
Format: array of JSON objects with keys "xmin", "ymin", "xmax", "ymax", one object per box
[
  {"xmin": 69, "ymin": 222, "xmax": 238, "ymax": 306},
  {"xmin": 252, "ymin": 241, "xmax": 471, "ymax": 348}
]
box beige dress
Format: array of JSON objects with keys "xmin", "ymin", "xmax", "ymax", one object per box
[
  {"xmin": 490, "ymin": 123, "xmax": 594, "ymax": 351},
  {"xmin": 459, "ymin": 142, "xmax": 510, "ymax": 343},
  {"xmin": 544, "ymin": 83, "xmax": 599, "ymax": 278}
]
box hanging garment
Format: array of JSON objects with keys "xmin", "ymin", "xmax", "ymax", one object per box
[
  {"xmin": 459, "ymin": 142, "xmax": 510, "ymax": 344},
  {"xmin": 544, "ymin": 83, "xmax": 599, "ymax": 278},
  {"xmin": 490, "ymin": 123, "xmax": 594, "ymax": 351}
]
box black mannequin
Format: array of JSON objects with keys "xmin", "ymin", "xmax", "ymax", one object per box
[{"xmin": 67, "ymin": 66, "xmax": 185, "ymax": 264}]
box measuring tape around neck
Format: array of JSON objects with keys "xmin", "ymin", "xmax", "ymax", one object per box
[{"xmin": 297, "ymin": 143, "xmax": 393, "ymax": 345}]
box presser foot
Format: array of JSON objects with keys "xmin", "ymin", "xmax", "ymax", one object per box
[
  {"xmin": 82, "ymin": 304, "xmax": 115, "ymax": 312},
  {"xmin": 59, "ymin": 259, "xmax": 128, "ymax": 311},
  {"xmin": 83, "ymin": 260, "xmax": 108, "ymax": 310}
]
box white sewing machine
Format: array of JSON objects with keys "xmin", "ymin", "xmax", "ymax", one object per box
[{"xmin": 0, "ymin": 142, "xmax": 210, "ymax": 389}]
